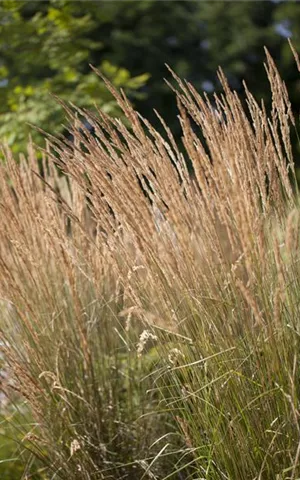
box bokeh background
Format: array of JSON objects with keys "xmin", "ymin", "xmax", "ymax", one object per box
[{"xmin": 1, "ymin": 0, "xmax": 300, "ymax": 157}]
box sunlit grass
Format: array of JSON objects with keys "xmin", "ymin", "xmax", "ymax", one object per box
[{"xmin": 1, "ymin": 47, "xmax": 300, "ymax": 478}]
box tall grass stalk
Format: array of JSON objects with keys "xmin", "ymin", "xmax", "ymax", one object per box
[{"xmin": 1, "ymin": 49, "xmax": 300, "ymax": 479}]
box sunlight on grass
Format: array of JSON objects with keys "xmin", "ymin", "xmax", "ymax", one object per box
[{"xmin": 1, "ymin": 46, "xmax": 300, "ymax": 479}]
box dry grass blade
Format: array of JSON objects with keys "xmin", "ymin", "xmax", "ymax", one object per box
[{"xmin": 1, "ymin": 46, "xmax": 300, "ymax": 479}]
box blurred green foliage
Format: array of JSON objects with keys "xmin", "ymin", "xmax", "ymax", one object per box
[
  {"xmin": 0, "ymin": 0, "xmax": 149, "ymax": 152},
  {"xmin": 0, "ymin": 406, "xmax": 46, "ymax": 479},
  {"xmin": 1, "ymin": 0, "xmax": 300, "ymax": 151}
]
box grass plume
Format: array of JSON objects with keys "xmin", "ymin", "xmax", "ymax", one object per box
[{"xmin": 0, "ymin": 48, "xmax": 300, "ymax": 479}]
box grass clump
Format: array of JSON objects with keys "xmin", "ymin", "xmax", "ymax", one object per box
[{"xmin": 1, "ymin": 47, "xmax": 300, "ymax": 479}]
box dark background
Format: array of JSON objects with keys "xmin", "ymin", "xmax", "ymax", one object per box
[{"xmin": 1, "ymin": 0, "xmax": 300, "ymax": 162}]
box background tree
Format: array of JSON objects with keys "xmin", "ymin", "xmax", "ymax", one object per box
[
  {"xmin": 0, "ymin": 0, "xmax": 149, "ymax": 152},
  {"xmin": 1, "ymin": 0, "xmax": 300, "ymax": 158}
]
